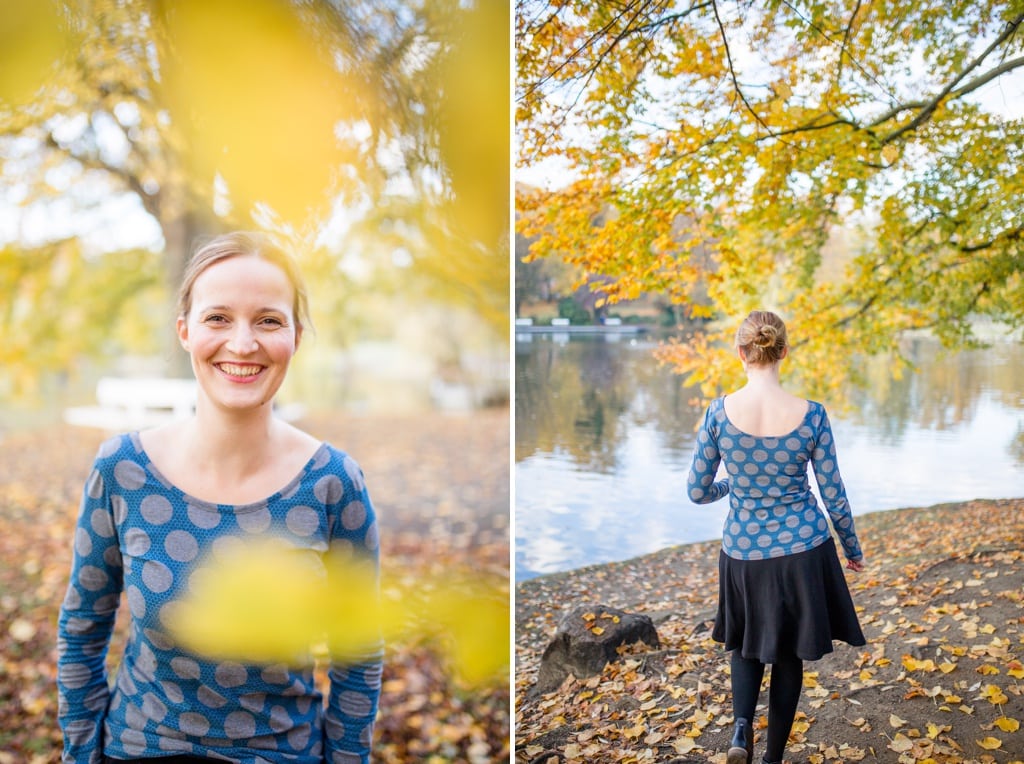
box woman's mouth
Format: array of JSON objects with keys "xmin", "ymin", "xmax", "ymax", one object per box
[{"xmin": 216, "ymin": 362, "xmax": 264, "ymax": 380}]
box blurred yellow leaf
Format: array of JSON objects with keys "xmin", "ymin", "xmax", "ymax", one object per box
[
  {"xmin": 977, "ymin": 736, "xmax": 1002, "ymax": 750},
  {"xmin": 169, "ymin": 538, "xmax": 508, "ymax": 686},
  {"xmin": 156, "ymin": 0, "xmax": 362, "ymax": 224},
  {"xmin": 0, "ymin": 0, "xmax": 72, "ymax": 106}
]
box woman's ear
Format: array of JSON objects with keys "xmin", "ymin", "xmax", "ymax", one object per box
[{"xmin": 176, "ymin": 315, "xmax": 190, "ymax": 352}]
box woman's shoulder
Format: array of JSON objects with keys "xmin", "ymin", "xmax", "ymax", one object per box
[{"xmin": 91, "ymin": 431, "xmax": 139, "ymax": 466}]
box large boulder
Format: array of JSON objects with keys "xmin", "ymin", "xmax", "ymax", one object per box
[{"xmin": 534, "ymin": 605, "xmax": 660, "ymax": 694}]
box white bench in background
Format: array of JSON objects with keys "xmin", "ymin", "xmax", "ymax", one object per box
[{"xmin": 64, "ymin": 377, "xmax": 305, "ymax": 430}]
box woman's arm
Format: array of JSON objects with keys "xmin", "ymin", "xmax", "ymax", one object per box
[
  {"xmin": 810, "ymin": 408, "xmax": 864, "ymax": 563},
  {"xmin": 57, "ymin": 444, "xmax": 125, "ymax": 762},
  {"xmin": 323, "ymin": 455, "xmax": 383, "ymax": 764},
  {"xmin": 687, "ymin": 403, "xmax": 729, "ymax": 504}
]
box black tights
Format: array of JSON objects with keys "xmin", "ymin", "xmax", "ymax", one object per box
[{"xmin": 731, "ymin": 651, "xmax": 803, "ymax": 763}]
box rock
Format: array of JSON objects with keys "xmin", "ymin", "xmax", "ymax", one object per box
[{"xmin": 533, "ymin": 605, "xmax": 660, "ymax": 694}]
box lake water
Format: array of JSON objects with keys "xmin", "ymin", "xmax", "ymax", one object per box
[{"xmin": 514, "ymin": 331, "xmax": 1024, "ymax": 582}]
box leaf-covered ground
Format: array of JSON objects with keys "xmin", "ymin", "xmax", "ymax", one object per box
[
  {"xmin": 0, "ymin": 409, "xmax": 510, "ymax": 763},
  {"xmin": 515, "ymin": 500, "xmax": 1024, "ymax": 763}
]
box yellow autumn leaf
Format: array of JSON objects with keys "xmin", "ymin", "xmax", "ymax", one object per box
[
  {"xmin": 994, "ymin": 716, "xmax": 1020, "ymax": 733},
  {"xmin": 977, "ymin": 736, "xmax": 1002, "ymax": 750},
  {"xmin": 938, "ymin": 662, "xmax": 957, "ymax": 673},
  {"xmin": 168, "ymin": 539, "xmax": 509, "ymax": 685},
  {"xmin": 888, "ymin": 733, "xmax": 914, "ymax": 752},
  {"xmin": 890, "ymin": 714, "xmax": 909, "ymax": 728},
  {"xmin": 1008, "ymin": 661, "xmax": 1024, "ymax": 679},
  {"xmin": 591, "ymin": 626, "xmax": 605, "ymax": 635},
  {"xmin": 982, "ymin": 685, "xmax": 1009, "ymax": 705},
  {"xmin": 978, "ymin": 664, "xmax": 1000, "ymax": 675},
  {"xmin": 881, "ymin": 144, "xmax": 900, "ymax": 164}
]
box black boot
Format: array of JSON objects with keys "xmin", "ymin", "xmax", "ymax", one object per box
[{"xmin": 727, "ymin": 717, "xmax": 753, "ymax": 764}]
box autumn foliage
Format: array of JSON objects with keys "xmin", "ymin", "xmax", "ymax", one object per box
[{"xmin": 516, "ymin": 1, "xmax": 1024, "ymax": 403}]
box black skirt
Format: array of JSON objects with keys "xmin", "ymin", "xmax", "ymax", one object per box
[{"xmin": 712, "ymin": 538, "xmax": 866, "ymax": 663}]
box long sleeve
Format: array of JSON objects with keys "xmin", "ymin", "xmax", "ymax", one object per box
[
  {"xmin": 687, "ymin": 403, "xmax": 730, "ymax": 504},
  {"xmin": 811, "ymin": 409, "xmax": 863, "ymax": 561},
  {"xmin": 323, "ymin": 455, "xmax": 383, "ymax": 763},
  {"xmin": 57, "ymin": 445, "xmax": 124, "ymax": 763}
]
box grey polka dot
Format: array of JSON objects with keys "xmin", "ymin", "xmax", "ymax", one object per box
[
  {"xmin": 120, "ymin": 727, "xmax": 147, "ymax": 756},
  {"xmin": 94, "ymin": 593, "xmax": 118, "ymax": 616},
  {"xmin": 142, "ymin": 560, "xmax": 173, "ymax": 593},
  {"xmin": 144, "ymin": 628, "xmax": 174, "ymax": 651},
  {"xmin": 198, "ymin": 684, "xmax": 228, "ymax": 708},
  {"xmin": 74, "ymin": 528, "xmax": 93, "ymax": 557},
  {"xmin": 343, "ymin": 457, "xmax": 364, "ymax": 492},
  {"xmin": 165, "ymin": 530, "xmax": 199, "ymax": 562},
  {"xmin": 84, "ymin": 684, "xmax": 107, "ymax": 711},
  {"xmin": 103, "ymin": 546, "xmax": 122, "ymax": 567},
  {"xmin": 212, "ymin": 535, "xmax": 244, "ymax": 559},
  {"xmin": 170, "ymin": 656, "xmax": 201, "ymax": 680},
  {"xmin": 142, "ymin": 692, "xmax": 168, "ymax": 722},
  {"xmin": 160, "ymin": 681, "xmax": 184, "ymax": 704},
  {"xmin": 311, "ymin": 446, "xmax": 331, "ymax": 470},
  {"xmin": 87, "ymin": 469, "xmax": 105, "ymax": 499},
  {"xmin": 111, "ymin": 495, "xmax": 128, "ymax": 525},
  {"xmin": 125, "ymin": 702, "xmax": 147, "ymax": 730},
  {"xmin": 339, "ymin": 689, "xmax": 373, "ymax": 717},
  {"xmin": 157, "ymin": 736, "xmax": 193, "ymax": 752},
  {"xmin": 137, "ymin": 642, "xmax": 158, "ymax": 678},
  {"xmin": 215, "ymin": 661, "xmax": 248, "ymax": 688},
  {"xmin": 314, "ymin": 474, "xmax": 344, "ymax": 505},
  {"xmin": 63, "ymin": 587, "xmax": 81, "ymax": 610},
  {"xmin": 261, "ymin": 664, "xmax": 290, "ymax": 684},
  {"xmin": 60, "ymin": 662, "xmax": 91, "ymax": 689},
  {"xmin": 127, "ymin": 585, "xmax": 147, "ymax": 618},
  {"xmin": 240, "ymin": 693, "xmax": 266, "ymax": 713},
  {"xmin": 341, "ymin": 501, "xmax": 366, "ymax": 531},
  {"xmin": 332, "ymin": 752, "xmax": 361, "ymax": 764},
  {"xmin": 124, "ymin": 527, "xmax": 152, "ymax": 557},
  {"xmin": 140, "ymin": 494, "xmax": 173, "ymax": 525},
  {"xmin": 117, "ymin": 667, "xmax": 138, "ymax": 696},
  {"xmin": 236, "ymin": 505, "xmax": 272, "ymax": 533},
  {"xmin": 269, "ymin": 705, "xmax": 292, "ymax": 732},
  {"xmin": 289, "ymin": 723, "xmax": 312, "ymax": 749},
  {"xmin": 187, "ymin": 504, "xmax": 221, "ymax": 529},
  {"xmin": 90, "ymin": 508, "xmax": 115, "ymax": 538},
  {"xmin": 78, "ymin": 565, "xmax": 108, "ymax": 591},
  {"xmin": 114, "ymin": 460, "xmax": 147, "ymax": 490},
  {"xmin": 224, "ymin": 710, "xmax": 256, "ymax": 739},
  {"xmin": 97, "ymin": 437, "xmax": 121, "ymax": 458},
  {"xmin": 286, "ymin": 505, "xmax": 320, "ymax": 536},
  {"xmin": 179, "ymin": 712, "xmax": 211, "ymax": 737}
]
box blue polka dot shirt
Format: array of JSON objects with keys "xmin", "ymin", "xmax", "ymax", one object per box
[
  {"xmin": 687, "ymin": 397, "xmax": 863, "ymax": 562},
  {"xmin": 57, "ymin": 433, "xmax": 382, "ymax": 763}
]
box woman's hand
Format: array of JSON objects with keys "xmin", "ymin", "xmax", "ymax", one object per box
[{"xmin": 846, "ymin": 558, "xmax": 865, "ymax": 572}]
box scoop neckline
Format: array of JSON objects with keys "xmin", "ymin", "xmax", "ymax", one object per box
[
  {"xmin": 128, "ymin": 431, "xmax": 328, "ymax": 512},
  {"xmin": 719, "ymin": 397, "xmax": 814, "ymax": 439}
]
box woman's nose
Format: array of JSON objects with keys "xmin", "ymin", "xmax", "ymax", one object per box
[{"xmin": 226, "ymin": 325, "xmax": 259, "ymax": 354}]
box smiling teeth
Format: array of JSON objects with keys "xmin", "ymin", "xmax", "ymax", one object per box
[{"xmin": 219, "ymin": 363, "xmax": 261, "ymax": 377}]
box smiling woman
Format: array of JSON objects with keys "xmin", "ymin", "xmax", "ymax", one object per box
[{"xmin": 56, "ymin": 231, "xmax": 383, "ymax": 763}]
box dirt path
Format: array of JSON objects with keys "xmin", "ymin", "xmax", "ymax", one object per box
[{"xmin": 515, "ymin": 500, "xmax": 1024, "ymax": 763}]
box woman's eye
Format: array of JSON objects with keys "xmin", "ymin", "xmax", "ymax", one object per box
[
  {"xmin": 204, "ymin": 314, "xmax": 227, "ymax": 324},
  {"xmin": 260, "ymin": 317, "xmax": 284, "ymax": 327}
]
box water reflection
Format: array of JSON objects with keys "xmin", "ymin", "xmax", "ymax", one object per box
[{"xmin": 515, "ymin": 334, "xmax": 1024, "ymax": 581}]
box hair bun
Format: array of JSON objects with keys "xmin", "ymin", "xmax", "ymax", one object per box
[{"xmin": 753, "ymin": 325, "xmax": 778, "ymax": 348}]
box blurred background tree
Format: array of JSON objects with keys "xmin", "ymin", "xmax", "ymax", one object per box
[{"xmin": 0, "ymin": 0, "xmax": 508, "ymax": 413}]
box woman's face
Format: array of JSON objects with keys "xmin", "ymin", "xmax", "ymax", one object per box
[{"xmin": 177, "ymin": 254, "xmax": 301, "ymax": 413}]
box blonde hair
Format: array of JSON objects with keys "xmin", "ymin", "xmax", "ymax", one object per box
[
  {"xmin": 177, "ymin": 231, "xmax": 312, "ymax": 332},
  {"xmin": 735, "ymin": 310, "xmax": 787, "ymax": 365}
]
